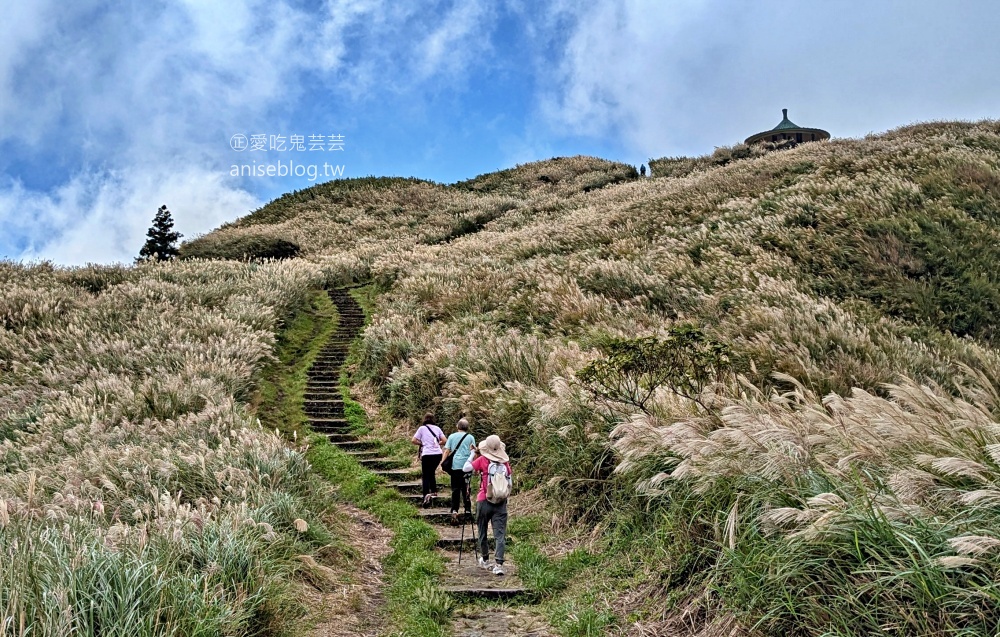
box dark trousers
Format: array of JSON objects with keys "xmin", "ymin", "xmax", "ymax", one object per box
[
  {"xmin": 420, "ymin": 453, "xmax": 441, "ymax": 496},
  {"xmin": 449, "ymin": 469, "xmax": 472, "ymax": 514},
  {"xmin": 476, "ymin": 499, "xmax": 508, "ymax": 564}
]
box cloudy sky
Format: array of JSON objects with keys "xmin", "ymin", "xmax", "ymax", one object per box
[{"xmin": 1, "ymin": 0, "xmax": 998, "ymax": 264}]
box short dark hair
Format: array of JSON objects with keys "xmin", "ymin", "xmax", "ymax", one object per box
[{"xmin": 421, "ymin": 412, "xmax": 435, "ymax": 425}]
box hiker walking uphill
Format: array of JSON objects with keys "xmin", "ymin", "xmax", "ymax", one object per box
[
  {"xmin": 441, "ymin": 417, "xmax": 476, "ymax": 524},
  {"xmin": 411, "ymin": 413, "xmax": 447, "ymax": 507},
  {"xmin": 463, "ymin": 435, "xmax": 512, "ymax": 576}
]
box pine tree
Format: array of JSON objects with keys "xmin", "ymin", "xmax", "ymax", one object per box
[{"xmin": 137, "ymin": 205, "xmax": 183, "ymax": 262}]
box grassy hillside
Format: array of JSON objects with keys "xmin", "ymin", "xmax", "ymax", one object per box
[
  {"xmin": 0, "ymin": 260, "xmax": 350, "ymax": 634},
  {"xmin": 198, "ymin": 123, "xmax": 1000, "ymax": 634},
  {"xmin": 5, "ymin": 121, "xmax": 1000, "ymax": 635}
]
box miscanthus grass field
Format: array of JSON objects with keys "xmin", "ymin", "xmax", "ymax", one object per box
[
  {"xmin": 6, "ymin": 120, "xmax": 1000, "ymax": 635},
  {"xmin": 0, "ymin": 260, "xmax": 341, "ymax": 635}
]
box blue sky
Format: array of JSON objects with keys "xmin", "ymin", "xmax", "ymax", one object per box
[{"xmin": 1, "ymin": 0, "xmax": 999, "ymax": 264}]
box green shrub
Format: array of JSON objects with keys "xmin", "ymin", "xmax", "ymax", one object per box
[{"xmin": 180, "ymin": 235, "xmax": 301, "ymax": 261}]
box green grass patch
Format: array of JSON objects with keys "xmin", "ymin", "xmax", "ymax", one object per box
[
  {"xmin": 509, "ymin": 516, "xmax": 598, "ymax": 597},
  {"xmin": 254, "ymin": 288, "xmax": 338, "ymax": 439},
  {"xmin": 506, "ymin": 515, "xmax": 619, "ymax": 636}
]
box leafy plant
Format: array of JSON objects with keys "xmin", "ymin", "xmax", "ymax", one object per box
[{"xmin": 576, "ymin": 325, "xmax": 735, "ymax": 414}]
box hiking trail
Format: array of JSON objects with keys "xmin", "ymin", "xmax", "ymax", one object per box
[{"xmin": 304, "ymin": 288, "xmax": 551, "ymax": 636}]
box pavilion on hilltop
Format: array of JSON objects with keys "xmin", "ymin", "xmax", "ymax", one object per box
[{"xmin": 745, "ymin": 109, "xmax": 830, "ymax": 145}]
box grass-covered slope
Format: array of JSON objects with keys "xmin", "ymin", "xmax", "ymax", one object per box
[
  {"xmin": 179, "ymin": 158, "xmax": 639, "ymax": 264},
  {"xmin": 6, "ymin": 121, "xmax": 1000, "ymax": 635},
  {"xmin": 190, "ymin": 121, "xmax": 1000, "ymax": 635},
  {"xmin": 0, "ymin": 260, "xmax": 355, "ymax": 634}
]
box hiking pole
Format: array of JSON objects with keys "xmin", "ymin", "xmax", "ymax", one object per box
[
  {"xmin": 458, "ymin": 507, "xmax": 467, "ymax": 564},
  {"xmin": 466, "ymin": 472, "xmax": 480, "ymax": 562},
  {"xmin": 457, "ymin": 471, "xmax": 467, "ymax": 564}
]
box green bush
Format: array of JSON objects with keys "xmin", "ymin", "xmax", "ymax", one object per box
[{"xmin": 179, "ymin": 235, "xmax": 301, "ymax": 261}]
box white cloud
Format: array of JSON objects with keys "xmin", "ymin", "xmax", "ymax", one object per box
[
  {"xmin": 540, "ymin": 0, "xmax": 1000, "ymax": 159},
  {"xmin": 0, "ymin": 0, "xmax": 505, "ymax": 265},
  {"xmin": 10, "ymin": 167, "xmax": 258, "ymax": 265},
  {"xmin": 417, "ymin": 0, "xmax": 494, "ymax": 79},
  {"xmin": 0, "ymin": 0, "xmax": 333, "ymax": 263}
]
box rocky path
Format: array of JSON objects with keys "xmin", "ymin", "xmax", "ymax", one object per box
[{"xmin": 306, "ymin": 288, "xmax": 541, "ymax": 636}]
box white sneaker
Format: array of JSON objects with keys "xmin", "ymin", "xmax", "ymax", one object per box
[
  {"xmin": 478, "ymin": 557, "xmax": 491, "ymax": 569},
  {"xmin": 492, "ymin": 563, "xmax": 505, "ymax": 576}
]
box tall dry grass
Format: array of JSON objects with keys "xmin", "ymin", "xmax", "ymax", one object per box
[
  {"xmin": 285, "ymin": 121, "xmax": 1000, "ymax": 632},
  {"xmin": 0, "ymin": 259, "xmax": 337, "ymax": 635},
  {"xmin": 8, "ymin": 121, "xmax": 1000, "ymax": 633}
]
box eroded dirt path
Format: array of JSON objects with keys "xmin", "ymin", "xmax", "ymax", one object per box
[{"xmin": 303, "ymin": 504, "xmax": 393, "ymax": 637}]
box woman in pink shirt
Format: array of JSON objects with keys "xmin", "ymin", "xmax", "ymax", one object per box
[
  {"xmin": 463, "ymin": 435, "xmax": 512, "ymax": 575},
  {"xmin": 410, "ymin": 412, "xmax": 447, "ymax": 507}
]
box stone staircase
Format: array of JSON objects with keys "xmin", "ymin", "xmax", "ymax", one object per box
[{"xmin": 305, "ymin": 288, "xmax": 531, "ymax": 633}]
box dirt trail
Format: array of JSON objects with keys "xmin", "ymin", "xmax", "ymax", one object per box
[{"xmin": 303, "ymin": 504, "xmax": 392, "ymax": 637}]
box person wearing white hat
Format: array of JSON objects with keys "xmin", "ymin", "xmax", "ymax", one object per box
[{"xmin": 463, "ymin": 434, "xmax": 512, "ymax": 576}]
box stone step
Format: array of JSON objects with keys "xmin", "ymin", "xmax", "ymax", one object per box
[
  {"xmin": 398, "ymin": 493, "xmax": 427, "ymax": 505},
  {"xmin": 310, "ymin": 417, "xmax": 348, "ymax": 425},
  {"xmin": 435, "ymin": 536, "xmax": 477, "ymax": 550},
  {"xmin": 343, "ymin": 449, "xmax": 381, "ymax": 459},
  {"xmin": 436, "ymin": 531, "xmax": 514, "ymax": 550},
  {"xmin": 386, "ymin": 477, "xmax": 453, "ymax": 491},
  {"xmin": 440, "ymin": 586, "xmax": 532, "ymax": 602},
  {"xmin": 371, "ymin": 468, "xmax": 421, "ymax": 479},
  {"xmin": 385, "ymin": 480, "xmax": 423, "ymax": 494},
  {"xmin": 307, "ymin": 414, "xmax": 346, "ymax": 420},
  {"xmin": 310, "ymin": 421, "xmax": 350, "ymax": 432},
  {"xmin": 358, "ymin": 457, "xmax": 410, "ymax": 470},
  {"xmin": 312, "ymin": 426, "xmax": 350, "ymax": 435},
  {"xmin": 325, "ymin": 433, "xmax": 356, "ymax": 443},
  {"xmin": 331, "ymin": 439, "xmax": 379, "ymax": 450},
  {"xmin": 305, "ymin": 410, "xmax": 345, "ymax": 418},
  {"xmin": 438, "ymin": 550, "xmax": 530, "ymax": 601},
  {"xmin": 310, "ymin": 421, "xmax": 348, "ymax": 431},
  {"xmin": 418, "ymin": 507, "xmax": 456, "ymax": 523}
]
